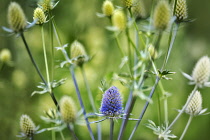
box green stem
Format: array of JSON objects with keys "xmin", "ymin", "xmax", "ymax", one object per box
[
  {"xmin": 41, "ymin": 25, "xmax": 51, "ymax": 89},
  {"xmin": 52, "ymin": 129, "xmax": 56, "ymax": 140},
  {"xmin": 59, "ymin": 131, "xmax": 65, "ymax": 140},
  {"xmin": 163, "ymin": 85, "xmax": 198, "ymax": 134},
  {"xmin": 157, "ymin": 89, "xmax": 162, "ymax": 126},
  {"xmin": 125, "ymin": 28, "xmax": 133, "ymax": 76},
  {"xmin": 179, "ymin": 115, "xmax": 193, "ymax": 140},
  {"xmin": 80, "ymin": 66, "xmax": 102, "ymax": 140},
  {"xmin": 110, "ymin": 118, "xmax": 114, "ymax": 140}
]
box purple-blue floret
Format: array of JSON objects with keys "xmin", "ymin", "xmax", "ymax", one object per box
[{"xmin": 100, "ymin": 86, "xmax": 123, "ymax": 116}]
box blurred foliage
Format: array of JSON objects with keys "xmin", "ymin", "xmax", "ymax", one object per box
[{"xmin": 1, "ymin": 0, "xmax": 210, "ymax": 140}]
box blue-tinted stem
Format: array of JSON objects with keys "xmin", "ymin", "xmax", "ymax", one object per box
[
  {"xmin": 129, "ymin": 76, "xmax": 160, "ymax": 140},
  {"xmin": 81, "ymin": 66, "xmax": 101, "ymax": 140},
  {"xmin": 70, "ymin": 65, "xmax": 95, "ymax": 140},
  {"xmin": 110, "ymin": 118, "xmax": 114, "ymax": 140},
  {"xmin": 67, "ymin": 124, "xmax": 78, "ymax": 140}
]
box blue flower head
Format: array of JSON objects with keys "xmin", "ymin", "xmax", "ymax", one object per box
[{"xmin": 100, "ymin": 86, "xmax": 123, "ymax": 117}]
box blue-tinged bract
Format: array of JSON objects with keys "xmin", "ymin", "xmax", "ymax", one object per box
[{"xmin": 100, "ymin": 86, "xmax": 123, "ymax": 117}]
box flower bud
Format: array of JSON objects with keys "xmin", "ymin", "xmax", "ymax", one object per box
[
  {"xmin": 112, "ymin": 10, "xmax": 126, "ymax": 30},
  {"xmin": 7, "ymin": 2, "xmax": 27, "ymax": 32},
  {"xmin": 131, "ymin": 0, "xmax": 146, "ymax": 20},
  {"xmin": 124, "ymin": 0, "xmax": 133, "ymax": 8},
  {"xmin": 0, "ymin": 49, "xmax": 11, "ymax": 63},
  {"xmin": 153, "ymin": 1, "xmax": 171, "ymax": 30},
  {"xmin": 39, "ymin": 0, "xmax": 53, "ymax": 12},
  {"xmin": 33, "ymin": 7, "xmax": 46, "ymax": 25},
  {"xmin": 60, "ymin": 96, "xmax": 76, "ymax": 123},
  {"xmin": 70, "ymin": 40, "xmax": 88, "ymax": 67},
  {"xmin": 148, "ymin": 44, "xmax": 158, "ymax": 59},
  {"xmin": 192, "ymin": 56, "xmax": 210, "ymax": 87},
  {"xmin": 100, "ymin": 86, "xmax": 123, "ymax": 117},
  {"xmin": 20, "ymin": 114, "xmax": 36, "ymax": 137},
  {"xmin": 102, "ymin": 0, "xmax": 114, "ymax": 16},
  {"xmin": 185, "ymin": 90, "xmax": 202, "ymax": 116},
  {"xmin": 175, "ymin": 0, "xmax": 188, "ymax": 22}
]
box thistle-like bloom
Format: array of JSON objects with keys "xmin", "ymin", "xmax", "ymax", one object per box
[
  {"xmin": 60, "ymin": 96, "xmax": 77, "ymax": 123},
  {"xmin": 0, "ymin": 48, "xmax": 11, "ymax": 63},
  {"xmin": 131, "ymin": 0, "xmax": 146, "ymax": 20},
  {"xmin": 153, "ymin": 1, "xmax": 171, "ymax": 30},
  {"xmin": 20, "ymin": 114, "xmax": 36, "ymax": 137},
  {"xmin": 33, "ymin": 7, "xmax": 46, "ymax": 25},
  {"xmin": 102, "ymin": 0, "xmax": 114, "ymax": 17},
  {"xmin": 183, "ymin": 56, "xmax": 210, "ymax": 88},
  {"xmin": 112, "ymin": 10, "xmax": 126, "ymax": 30},
  {"xmin": 7, "ymin": 2, "xmax": 27, "ymax": 33},
  {"xmin": 124, "ymin": 0, "xmax": 133, "ymax": 8},
  {"xmin": 100, "ymin": 86, "xmax": 123, "ymax": 117},
  {"xmin": 175, "ymin": 0, "xmax": 188, "ymax": 22},
  {"xmin": 70, "ymin": 40, "xmax": 88, "ymax": 67},
  {"xmin": 185, "ymin": 91, "xmax": 203, "ymax": 116},
  {"xmin": 39, "ymin": 0, "xmax": 54, "ymax": 12}
]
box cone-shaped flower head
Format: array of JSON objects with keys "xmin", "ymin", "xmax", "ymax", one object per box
[
  {"xmin": 175, "ymin": 0, "xmax": 188, "ymax": 22},
  {"xmin": 39, "ymin": 0, "xmax": 53, "ymax": 12},
  {"xmin": 131, "ymin": 0, "xmax": 146, "ymax": 20},
  {"xmin": 192, "ymin": 56, "xmax": 210, "ymax": 87},
  {"xmin": 124, "ymin": 0, "xmax": 133, "ymax": 8},
  {"xmin": 100, "ymin": 86, "xmax": 123, "ymax": 117},
  {"xmin": 0, "ymin": 49, "xmax": 11, "ymax": 63},
  {"xmin": 7, "ymin": 2, "xmax": 27, "ymax": 32},
  {"xmin": 20, "ymin": 114, "xmax": 36, "ymax": 137},
  {"xmin": 102, "ymin": 0, "xmax": 114, "ymax": 16},
  {"xmin": 60, "ymin": 96, "xmax": 76, "ymax": 123},
  {"xmin": 153, "ymin": 1, "xmax": 171, "ymax": 30},
  {"xmin": 185, "ymin": 90, "xmax": 202, "ymax": 116},
  {"xmin": 70, "ymin": 40, "xmax": 88, "ymax": 67},
  {"xmin": 112, "ymin": 10, "xmax": 126, "ymax": 30},
  {"xmin": 33, "ymin": 7, "xmax": 46, "ymax": 25}
]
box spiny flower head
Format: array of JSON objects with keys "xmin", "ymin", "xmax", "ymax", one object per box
[
  {"xmin": 100, "ymin": 86, "xmax": 123, "ymax": 117},
  {"xmin": 20, "ymin": 114, "xmax": 36, "ymax": 137},
  {"xmin": 60, "ymin": 96, "xmax": 77, "ymax": 123},
  {"xmin": 175, "ymin": 0, "xmax": 188, "ymax": 22},
  {"xmin": 39, "ymin": 0, "xmax": 54, "ymax": 12},
  {"xmin": 7, "ymin": 2, "xmax": 27, "ymax": 32},
  {"xmin": 70, "ymin": 40, "xmax": 88, "ymax": 67},
  {"xmin": 131, "ymin": 0, "xmax": 146, "ymax": 20},
  {"xmin": 192, "ymin": 56, "xmax": 210, "ymax": 87},
  {"xmin": 0, "ymin": 49, "xmax": 11, "ymax": 63},
  {"xmin": 33, "ymin": 7, "xmax": 46, "ymax": 25},
  {"xmin": 102, "ymin": 0, "xmax": 114, "ymax": 17},
  {"xmin": 112, "ymin": 10, "xmax": 126, "ymax": 30},
  {"xmin": 124, "ymin": 0, "xmax": 133, "ymax": 8},
  {"xmin": 153, "ymin": 1, "xmax": 171, "ymax": 30},
  {"xmin": 185, "ymin": 90, "xmax": 202, "ymax": 116}
]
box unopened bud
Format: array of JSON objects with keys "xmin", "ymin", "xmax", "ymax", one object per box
[
  {"xmin": 20, "ymin": 114, "xmax": 36, "ymax": 137},
  {"xmin": 112, "ymin": 10, "xmax": 126, "ymax": 30},
  {"xmin": 33, "ymin": 7, "xmax": 46, "ymax": 25},
  {"xmin": 102, "ymin": 0, "xmax": 114, "ymax": 16},
  {"xmin": 0, "ymin": 49, "xmax": 11, "ymax": 63},
  {"xmin": 175, "ymin": 0, "xmax": 188, "ymax": 22}
]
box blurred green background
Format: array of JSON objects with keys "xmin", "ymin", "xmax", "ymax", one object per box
[{"xmin": 1, "ymin": 0, "xmax": 210, "ymax": 139}]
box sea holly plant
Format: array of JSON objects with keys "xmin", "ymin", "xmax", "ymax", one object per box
[{"xmin": 1, "ymin": 0, "xmax": 210, "ymax": 139}]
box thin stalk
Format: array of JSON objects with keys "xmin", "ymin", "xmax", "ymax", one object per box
[
  {"xmin": 20, "ymin": 32, "xmax": 60, "ymax": 110},
  {"xmin": 0, "ymin": 62, "xmax": 4, "ymax": 71},
  {"xmin": 157, "ymin": 90, "xmax": 162, "ymax": 126},
  {"xmin": 163, "ymin": 85, "xmax": 198, "ymax": 134},
  {"xmin": 49, "ymin": 11, "xmax": 55, "ymax": 81},
  {"xmin": 129, "ymin": 76, "xmax": 161, "ymax": 140},
  {"xmin": 125, "ymin": 28, "xmax": 133, "ymax": 76},
  {"xmin": 161, "ymin": 24, "xmax": 179, "ymax": 71},
  {"xmin": 67, "ymin": 124, "xmax": 78, "ymax": 140},
  {"xmin": 179, "ymin": 115, "xmax": 193, "ymax": 140},
  {"xmin": 20, "ymin": 33, "xmax": 46, "ymax": 84},
  {"xmin": 41, "ymin": 25, "xmax": 51, "ymax": 89},
  {"xmin": 59, "ymin": 131, "xmax": 65, "ymax": 140},
  {"xmin": 110, "ymin": 118, "xmax": 114, "ymax": 140},
  {"xmin": 159, "ymin": 81, "xmax": 169, "ymax": 127},
  {"xmin": 70, "ymin": 65, "xmax": 95, "ymax": 140},
  {"xmin": 51, "ymin": 125, "xmax": 56, "ymax": 140},
  {"xmin": 80, "ymin": 66, "xmax": 102, "ymax": 140}
]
